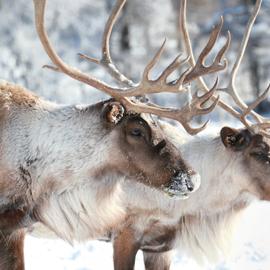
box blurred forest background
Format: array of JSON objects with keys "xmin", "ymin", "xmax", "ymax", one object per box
[
  {"xmin": 0, "ymin": 0, "xmax": 269, "ymax": 124},
  {"xmin": 1, "ymin": 0, "xmax": 270, "ymax": 269}
]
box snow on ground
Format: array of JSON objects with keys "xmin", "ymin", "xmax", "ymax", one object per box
[{"xmin": 25, "ymin": 201, "xmax": 270, "ymax": 270}]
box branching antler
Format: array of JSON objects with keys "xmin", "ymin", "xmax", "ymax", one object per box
[
  {"xmin": 79, "ymin": 0, "xmax": 230, "ymax": 89},
  {"xmin": 180, "ymin": 0, "xmax": 270, "ymax": 137},
  {"xmin": 78, "ymin": 0, "xmax": 135, "ymax": 87},
  {"xmin": 183, "ymin": 17, "xmax": 230, "ymax": 83},
  {"xmin": 33, "ymin": 0, "xmax": 228, "ymax": 135}
]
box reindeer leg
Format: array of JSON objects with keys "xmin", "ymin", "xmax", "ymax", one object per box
[
  {"xmin": 143, "ymin": 251, "xmax": 173, "ymax": 270},
  {"xmin": 0, "ymin": 229, "xmax": 25, "ymax": 270},
  {"xmin": 0, "ymin": 206, "xmax": 29, "ymax": 270},
  {"xmin": 113, "ymin": 227, "xmax": 140, "ymax": 270}
]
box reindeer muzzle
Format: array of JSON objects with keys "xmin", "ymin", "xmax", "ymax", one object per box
[{"xmin": 163, "ymin": 171, "xmax": 201, "ymax": 199}]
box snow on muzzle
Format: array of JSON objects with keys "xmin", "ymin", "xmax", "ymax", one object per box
[{"xmin": 163, "ymin": 170, "xmax": 201, "ymax": 199}]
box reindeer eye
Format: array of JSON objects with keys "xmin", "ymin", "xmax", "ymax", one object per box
[{"xmin": 130, "ymin": 128, "xmax": 142, "ymax": 137}]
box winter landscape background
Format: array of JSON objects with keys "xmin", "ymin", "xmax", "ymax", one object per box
[{"xmin": 0, "ymin": 0, "xmax": 270, "ymax": 269}]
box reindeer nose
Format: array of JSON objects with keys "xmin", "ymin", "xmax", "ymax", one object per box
[
  {"xmin": 164, "ymin": 171, "xmax": 201, "ymax": 199},
  {"xmin": 171, "ymin": 171, "xmax": 194, "ymax": 191}
]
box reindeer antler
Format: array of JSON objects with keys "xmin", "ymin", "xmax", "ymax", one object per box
[
  {"xmin": 33, "ymin": 0, "xmax": 229, "ymax": 135},
  {"xmin": 180, "ymin": 0, "xmax": 270, "ymax": 137}
]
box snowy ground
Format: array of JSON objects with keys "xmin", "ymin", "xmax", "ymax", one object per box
[{"xmin": 24, "ymin": 201, "xmax": 270, "ymax": 270}]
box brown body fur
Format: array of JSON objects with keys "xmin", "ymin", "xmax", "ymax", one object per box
[
  {"xmin": 0, "ymin": 230, "xmax": 25, "ymax": 270},
  {"xmin": 0, "ymin": 82, "xmax": 199, "ymax": 269}
]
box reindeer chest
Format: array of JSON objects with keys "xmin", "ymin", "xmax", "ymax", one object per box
[
  {"xmin": 140, "ymin": 223, "xmax": 177, "ymax": 252},
  {"xmin": 122, "ymin": 211, "xmax": 179, "ymax": 253}
]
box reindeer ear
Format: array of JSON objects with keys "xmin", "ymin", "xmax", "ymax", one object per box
[
  {"xmin": 220, "ymin": 127, "xmax": 251, "ymax": 151},
  {"xmin": 102, "ymin": 102, "xmax": 125, "ymax": 124}
]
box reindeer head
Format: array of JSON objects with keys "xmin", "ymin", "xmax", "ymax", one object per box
[
  {"xmin": 221, "ymin": 127, "xmax": 270, "ymax": 201},
  {"xmin": 171, "ymin": 0, "xmax": 270, "ymax": 203},
  {"xmin": 100, "ymin": 101, "xmax": 201, "ymax": 197},
  {"xmin": 33, "ymin": 0, "xmax": 230, "ymax": 198}
]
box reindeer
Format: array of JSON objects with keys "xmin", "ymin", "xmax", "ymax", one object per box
[
  {"xmin": 92, "ymin": 0, "xmax": 270, "ymax": 269},
  {"xmin": 0, "ymin": 0, "xmax": 231, "ymax": 269},
  {"xmin": 121, "ymin": 122, "xmax": 270, "ymax": 270}
]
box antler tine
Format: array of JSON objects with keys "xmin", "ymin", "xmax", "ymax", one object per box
[
  {"xmin": 79, "ymin": 52, "xmax": 135, "ymax": 87},
  {"xmin": 142, "ymin": 39, "xmax": 167, "ymax": 82},
  {"xmin": 194, "ymin": 77, "xmax": 219, "ymax": 110},
  {"xmin": 178, "ymin": 79, "xmax": 221, "ymax": 134},
  {"xmin": 243, "ymin": 83, "xmax": 270, "ymax": 118},
  {"xmin": 180, "ymin": 0, "xmax": 241, "ymax": 119},
  {"xmin": 179, "ymin": 0, "xmax": 270, "ymax": 135},
  {"xmin": 214, "ymin": 31, "xmax": 231, "ymax": 65},
  {"xmin": 79, "ymin": 0, "xmax": 135, "ymax": 87},
  {"xmin": 183, "ymin": 17, "xmax": 231, "ymax": 83},
  {"xmin": 219, "ymin": 0, "xmax": 263, "ymax": 124},
  {"xmin": 157, "ymin": 53, "xmax": 184, "ymax": 83},
  {"xmin": 197, "ymin": 17, "xmax": 224, "ymax": 65},
  {"xmin": 189, "ymin": 78, "xmax": 220, "ymax": 118}
]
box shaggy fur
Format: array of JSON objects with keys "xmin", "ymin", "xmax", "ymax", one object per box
[
  {"xmin": 0, "ymin": 81, "xmax": 200, "ymax": 269},
  {"xmin": 110, "ymin": 122, "xmax": 270, "ymax": 269},
  {"xmin": 0, "ymin": 81, "xmax": 126, "ymax": 244}
]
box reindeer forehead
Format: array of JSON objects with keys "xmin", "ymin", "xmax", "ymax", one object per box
[{"xmin": 139, "ymin": 113, "xmax": 166, "ymax": 140}]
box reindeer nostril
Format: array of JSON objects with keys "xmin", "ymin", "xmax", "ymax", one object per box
[
  {"xmin": 155, "ymin": 139, "xmax": 167, "ymax": 153},
  {"xmin": 186, "ymin": 181, "xmax": 194, "ymax": 192},
  {"xmin": 173, "ymin": 171, "xmax": 180, "ymax": 178}
]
